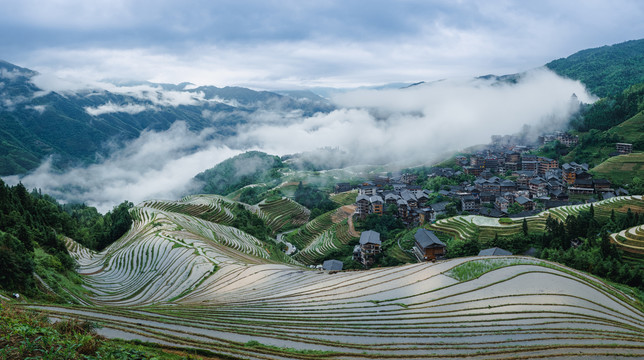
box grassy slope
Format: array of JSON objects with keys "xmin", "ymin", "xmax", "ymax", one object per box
[
  {"xmin": 591, "ymin": 152, "xmax": 644, "ymax": 184},
  {"xmin": 564, "ymin": 111, "xmax": 644, "ymax": 168},
  {"xmin": 608, "ymin": 110, "xmax": 644, "ymax": 144}
]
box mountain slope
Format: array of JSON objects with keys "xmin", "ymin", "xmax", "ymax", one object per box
[
  {"xmin": 546, "ymin": 39, "xmax": 644, "ymax": 97},
  {"xmin": 0, "ymin": 61, "xmax": 333, "ymax": 176},
  {"xmin": 41, "ymin": 196, "xmax": 644, "ymax": 358}
]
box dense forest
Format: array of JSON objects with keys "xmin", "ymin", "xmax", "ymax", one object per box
[
  {"xmin": 0, "ymin": 179, "xmax": 132, "ymax": 295},
  {"xmin": 571, "ymin": 82, "xmax": 644, "ymax": 132},
  {"xmin": 293, "ymin": 182, "xmax": 337, "ymax": 217},
  {"xmin": 546, "ymin": 39, "xmax": 644, "ymax": 98}
]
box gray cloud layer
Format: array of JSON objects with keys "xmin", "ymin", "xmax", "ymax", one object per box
[
  {"xmin": 5, "ymin": 68, "xmax": 593, "ymax": 212},
  {"xmin": 1, "ymin": 1, "xmax": 643, "ymax": 88}
]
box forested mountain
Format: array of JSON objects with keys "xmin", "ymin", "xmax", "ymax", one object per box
[
  {"xmin": 546, "ymin": 39, "xmax": 644, "ymax": 97},
  {"xmin": 0, "ymin": 178, "xmax": 132, "ymax": 298},
  {"xmin": 0, "ymin": 61, "xmax": 333, "ymax": 176},
  {"xmin": 194, "ymin": 151, "xmax": 285, "ymax": 196}
]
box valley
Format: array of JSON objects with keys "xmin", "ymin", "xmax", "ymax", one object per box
[{"xmin": 2, "ymin": 31, "xmax": 644, "ymax": 360}]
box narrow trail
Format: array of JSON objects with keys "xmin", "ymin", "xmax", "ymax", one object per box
[{"xmin": 340, "ymin": 205, "xmax": 360, "ymax": 237}]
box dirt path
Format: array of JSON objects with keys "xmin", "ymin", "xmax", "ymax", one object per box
[{"xmin": 341, "ymin": 205, "xmax": 360, "ymax": 237}]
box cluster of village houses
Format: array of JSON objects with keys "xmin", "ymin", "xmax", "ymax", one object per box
[
  {"xmin": 322, "ymin": 226, "xmax": 509, "ymax": 270},
  {"xmin": 342, "ymin": 141, "xmax": 632, "ymax": 224},
  {"xmin": 327, "ymin": 141, "xmax": 634, "ymax": 269}
]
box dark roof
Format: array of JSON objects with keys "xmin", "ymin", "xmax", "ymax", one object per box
[
  {"xmin": 524, "ymin": 247, "xmax": 538, "ymax": 257},
  {"xmin": 414, "ymin": 229, "xmax": 445, "ymax": 249},
  {"xmin": 529, "ymin": 178, "xmax": 545, "ymax": 185},
  {"xmin": 322, "ymin": 259, "xmax": 343, "ymax": 271},
  {"xmin": 356, "ymin": 194, "xmax": 370, "ymax": 202},
  {"xmin": 385, "ymin": 193, "xmax": 400, "ymax": 201},
  {"xmin": 593, "ymin": 179, "xmax": 611, "ymax": 185},
  {"xmin": 515, "ymin": 196, "xmax": 532, "ymax": 205},
  {"xmin": 369, "ymin": 195, "xmax": 383, "ymax": 203},
  {"xmin": 574, "ymin": 179, "xmax": 593, "ymax": 186},
  {"xmin": 601, "ymin": 192, "xmax": 616, "ymax": 200},
  {"xmin": 500, "ymin": 180, "xmax": 515, "ymax": 187},
  {"xmin": 400, "ymin": 190, "xmax": 417, "ymax": 202},
  {"xmin": 478, "ymin": 247, "xmax": 512, "ymax": 256},
  {"xmin": 479, "ymin": 207, "xmax": 504, "ymax": 218},
  {"xmin": 431, "ymin": 201, "xmax": 449, "ymax": 212},
  {"xmin": 360, "ymin": 230, "xmax": 381, "ymax": 245}
]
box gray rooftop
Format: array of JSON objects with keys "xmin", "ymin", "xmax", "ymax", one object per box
[
  {"xmin": 359, "ymin": 230, "xmax": 381, "ymax": 245},
  {"xmin": 478, "ymin": 247, "xmax": 512, "ymax": 256},
  {"xmin": 414, "ymin": 229, "xmax": 446, "ymax": 249},
  {"xmin": 322, "ymin": 259, "xmax": 343, "ymax": 271},
  {"xmin": 515, "ymin": 196, "xmax": 532, "ymax": 205}
]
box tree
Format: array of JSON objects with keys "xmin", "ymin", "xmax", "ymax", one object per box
[
  {"xmin": 0, "ymin": 232, "xmax": 34, "ymax": 291},
  {"xmin": 522, "ymin": 218, "xmax": 529, "ymax": 236},
  {"xmin": 507, "ymin": 203, "xmax": 524, "ymax": 215},
  {"xmin": 600, "ymin": 230, "xmax": 611, "ymax": 257}
]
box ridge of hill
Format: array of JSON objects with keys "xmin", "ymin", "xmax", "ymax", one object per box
[
  {"xmin": 546, "ymin": 38, "xmax": 644, "ymax": 97},
  {"xmin": 0, "ymin": 60, "xmax": 333, "ymax": 176}
]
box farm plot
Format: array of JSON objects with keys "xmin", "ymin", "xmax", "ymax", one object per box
[
  {"xmin": 285, "ymin": 211, "xmax": 335, "ymax": 249},
  {"xmin": 293, "ymin": 220, "xmax": 359, "ymax": 265},
  {"xmin": 612, "ymin": 225, "xmax": 644, "ymax": 255},
  {"xmin": 256, "ymin": 197, "xmax": 310, "ymax": 234},
  {"xmin": 142, "ymin": 195, "xmax": 236, "ymax": 225},
  {"xmin": 32, "ymin": 255, "xmax": 644, "ymax": 360},
  {"xmin": 432, "ymin": 196, "xmax": 644, "ymax": 242},
  {"xmin": 62, "ymin": 204, "xmax": 297, "ymax": 306}
]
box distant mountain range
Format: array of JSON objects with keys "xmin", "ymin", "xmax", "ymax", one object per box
[
  {"xmin": 0, "ymin": 62, "xmax": 334, "ymax": 175},
  {"xmin": 1, "ymin": 38, "xmax": 643, "ymax": 176}
]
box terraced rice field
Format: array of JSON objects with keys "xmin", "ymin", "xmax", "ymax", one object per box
[
  {"xmin": 293, "ymin": 220, "xmax": 358, "ymax": 264},
  {"xmin": 432, "ymin": 195, "xmax": 644, "ymax": 243},
  {"xmin": 142, "ymin": 194, "xmax": 238, "ymax": 225},
  {"xmin": 28, "ymin": 198, "xmax": 644, "ymax": 359},
  {"xmin": 612, "ymin": 224, "xmax": 644, "ymax": 256},
  {"xmin": 286, "ymin": 211, "xmax": 336, "ymax": 249},
  {"xmin": 255, "ymin": 197, "xmax": 310, "ymax": 234}
]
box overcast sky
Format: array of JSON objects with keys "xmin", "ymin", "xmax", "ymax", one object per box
[{"xmin": 1, "ymin": 0, "xmax": 643, "ymax": 89}]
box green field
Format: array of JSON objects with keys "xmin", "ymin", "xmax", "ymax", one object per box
[{"xmin": 591, "ymin": 152, "xmax": 644, "ymax": 184}]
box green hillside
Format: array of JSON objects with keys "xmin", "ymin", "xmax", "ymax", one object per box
[
  {"xmin": 563, "ymin": 85, "xmax": 644, "ymax": 171},
  {"xmin": 0, "ymin": 61, "xmax": 332, "ymax": 176},
  {"xmin": 591, "ymin": 152, "xmax": 644, "ymax": 185},
  {"xmin": 546, "ymin": 39, "xmax": 644, "ymax": 97}
]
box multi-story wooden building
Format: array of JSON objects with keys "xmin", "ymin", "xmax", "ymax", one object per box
[
  {"xmin": 355, "ymin": 230, "xmax": 382, "ymax": 267},
  {"xmin": 413, "ymin": 229, "xmax": 446, "ymax": 261}
]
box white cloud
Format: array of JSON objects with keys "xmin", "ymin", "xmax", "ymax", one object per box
[
  {"xmin": 26, "ymin": 104, "xmax": 47, "ymax": 114},
  {"xmin": 3, "ymin": 69, "xmax": 596, "ymax": 211},
  {"xmin": 235, "ymin": 69, "xmax": 594, "ymax": 164},
  {"xmin": 85, "ymin": 102, "xmax": 152, "ymax": 116},
  {"xmin": 4, "ymin": 122, "xmax": 241, "ymax": 213}
]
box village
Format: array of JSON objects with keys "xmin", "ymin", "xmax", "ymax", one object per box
[{"xmin": 333, "ymin": 136, "xmax": 634, "ymax": 269}]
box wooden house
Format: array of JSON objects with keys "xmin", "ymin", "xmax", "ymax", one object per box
[
  {"xmin": 413, "ymin": 229, "xmax": 446, "ymax": 261},
  {"xmin": 358, "ymin": 230, "xmax": 381, "ymax": 267}
]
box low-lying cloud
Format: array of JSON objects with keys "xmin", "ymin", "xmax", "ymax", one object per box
[
  {"xmin": 6, "ymin": 68, "xmax": 594, "ymax": 212},
  {"xmin": 234, "ymin": 68, "xmax": 594, "ymax": 164},
  {"xmin": 85, "ymin": 102, "xmax": 152, "ymax": 116},
  {"xmin": 4, "ymin": 122, "xmax": 241, "ymax": 212}
]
